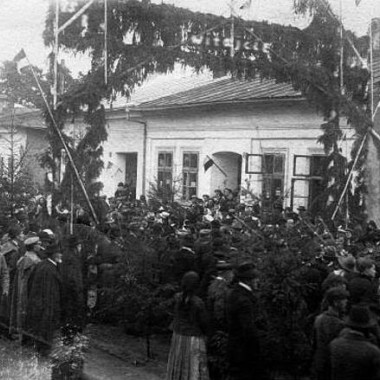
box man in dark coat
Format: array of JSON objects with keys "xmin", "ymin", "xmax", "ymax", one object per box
[
  {"xmin": 311, "ymin": 287, "xmax": 349, "ymax": 380},
  {"xmin": 329, "ymin": 305, "xmax": 380, "ymax": 380},
  {"xmin": 26, "ymin": 242, "xmax": 62, "ymax": 355},
  {"xmin": 226, "ymin": 262, "xmax": 265, "ymax": 380}
]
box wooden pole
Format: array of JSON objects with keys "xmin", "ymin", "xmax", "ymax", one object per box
[
  {"xmin": 25, "ymin": 56, "xmax": 99, "ymax": 225},
  {"xmin": 104, "ymin": 0, "xmax": 108, "ymax": 85},
  {"xmin": 54, "ymin": 0, "xmax": 59, "ymax": 110}
]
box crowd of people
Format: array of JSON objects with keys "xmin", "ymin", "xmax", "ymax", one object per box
[{"xmin": 0, "ymin": 182, "xmax": 380, "ymax": 379}]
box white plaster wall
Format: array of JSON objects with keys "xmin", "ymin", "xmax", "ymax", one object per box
[
  {"xmin": 104, "ymin": 101, "xmax": 355, "ymax": 203},
  {"xmin": 99, "ymin": 117, "xmax": 144, "ymax": 198}
]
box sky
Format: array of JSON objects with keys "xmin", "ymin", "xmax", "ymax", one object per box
[{"xmin": 0, "ymin": 0, "xmax": 379, "ymax": 76}]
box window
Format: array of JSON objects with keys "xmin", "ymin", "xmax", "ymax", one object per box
[
  {"xmin": 261, "ymin": 154, "xmax": 285, "ymax": 210},
  {"xmin": 157, "ymin": 152, "xmax": 173, "ymax": 191},
  {"xmin": 245, "ymin": 153, "xmax": 285, "ymax": 209},
  {"xmin": 182, "ymin": 152, "xmax": 198, "ymax": 200},
  {"xmin": 292, "ymin": 155, "xmax": 326, "ymax": 212}
]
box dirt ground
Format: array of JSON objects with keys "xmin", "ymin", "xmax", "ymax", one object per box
[{"xmin": 0, "ymin": 324, "xmax": 169, "ymax": 380}]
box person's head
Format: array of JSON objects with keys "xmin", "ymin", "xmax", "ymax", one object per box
[
  {"xmin": 224, "ymin": 188, "xmax": 233, "ymax": 199},
  {"xmin": 357, "ymin": 257, "xmax": 376, "ymax": 278},
  {"xmin": 24, "ymin": 236, "xmax": 41, "ymax": 253},
  {"xmin": 345, "ymin": 305, "xmax": 376, "ymax": 332},
  {"xmin": 38, "ymin": 229, "xmax": 56, "ymax": 249},
  {"xmin": 337, "ymin": 254, "xmax": 356, "ymax": 273},
  {"xmin": 7, "ymin": 225, "xmax": 22, "ymax": 240},
  {"xmin": 38, "ymin": 197, "xmax": 46, "ymax": 206},
  {"xmin": 322, "ymin": 274, "xmax": 347, "ymax": 293},
  {"xmin": 67, "ymin": 235, "xmax": 82, "ymax": 253},
  {"xmin": 324, "ymin": 286, "xmax": 349, "ymax": 314},
  {"xmin": 181, "ymin": 271, "xmax": 200, "ymax": 295},
  {"xmin": 202, "ymin": 194, "xmax": 210, "ymax": 202},
  {"xmin": 45, "ymin": 243, "xmax": 63, "ymax": 264},
  {"xmin": 234, "ymin": 262, "xmax": 259, "ymax": 289}
]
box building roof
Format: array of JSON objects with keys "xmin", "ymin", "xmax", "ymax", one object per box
[
  {"xmin": 130, "ymin": 76, "xmax": 302, "ymax": 111},
  {"xmin": 108, "ymin": 65, "xmax": 215, "ymax": 109},
  {"xmin": 0, "ymin": 106, "xmax": 46, "ymax": 130}
]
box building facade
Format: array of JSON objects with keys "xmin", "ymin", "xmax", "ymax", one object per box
[
  {"xmin": 99, "ymin": 76, "xmax": 355, "ymax": 212},
  {"xmin": 0, "ymin": 95, "xmax": 47, "ymax": 187}
]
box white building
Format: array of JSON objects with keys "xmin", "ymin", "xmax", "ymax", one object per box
[
  {"xmin": 0, "ymin": 95, "xmax": 47, "ymax": 186},
  {"xmin": 99, "ymin": 74, "xmax": 355, "ymax": 212}
]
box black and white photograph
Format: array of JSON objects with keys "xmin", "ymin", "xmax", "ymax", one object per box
[{"xmin": 0, "ymin": 0, "xmax": 380, "ymax": 378}]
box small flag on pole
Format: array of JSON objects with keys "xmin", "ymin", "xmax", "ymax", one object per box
[
  {"xmin": 239, "ymin": 0, "xmax": 252, "ymax": 9},
  {"xmin": 204, "ymin": 155, "xmax": 215, "ymax": 172},
  {"xmin": 13, "ymin": 49, "xmax": 28, "ymax": 73},
  {"xmin": 355, "ymin": 0, "xmax": 362, "ymax": 6}
]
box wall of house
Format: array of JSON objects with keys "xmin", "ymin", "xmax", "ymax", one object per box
[
  {"xmin": 102, "ymin": 100, "xmax": 355, "ymax": 209},
  {"xmin": 0, "ymin": 124, "xmax": 47, "ymax": 188},
  {"xmin": 25, "ymin": 128, "xmax": 48, "ymax": 187},
  {"xmin": 98, "ymin": 114, "xmax": 145, "ymax": 198}
]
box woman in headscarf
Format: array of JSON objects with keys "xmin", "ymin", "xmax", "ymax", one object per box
[{"xmin": 166, "ymin": 271, "xmax": 209, "ymax": 380}]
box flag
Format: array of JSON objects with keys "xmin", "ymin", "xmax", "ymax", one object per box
[
  {"xmin": 203, "ymin": 155, "xmax": 214, "ymax": 172},
  {"xmin": 13, "ymin": 49, "xmax": 28, "ymax": 73},
  {"xmin": 239, "ymin": 0, "xmax": 252, "ymax": 10},
  {"xmin": 355, "ymin": 0, "xmax": 362, "ymax": 6}
]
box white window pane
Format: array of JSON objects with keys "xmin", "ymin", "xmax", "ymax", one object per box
[
  {"xmin": 247, "ymin": 155, "xmax": 262, "ymax": 173},
  {"xmin": 293, "ymin": 179, "xmax": 310, "ymax": 197},
  {"xmin": 295, "ymin": 156, "xmax": 311, "ymax": 176}
]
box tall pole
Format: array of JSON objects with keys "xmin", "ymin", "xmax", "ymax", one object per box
[
  {"xmin": 230, "ymin": 0, "xmax": 235, "ymax": 59},
  {"xmin": 104, "ymin": 0, "xmax": 108, "ymax": 85},
  {"xmin": 54, "ymin": 0, "xmax": 59, "ymax": 109},
  {"xmin": 339, "ymin": 0, "xmax": 344, "ymax": 93},
  {"xmin": 25, "ymin": 57, "xmax": 99, "ymax": 225},
  {"xmin": 339, "ymin": 0, "xmax": 348, "ymax": 226},
  {"xmin": 370, "ymin": 21, "xmax": 375, "ymax": 120}
]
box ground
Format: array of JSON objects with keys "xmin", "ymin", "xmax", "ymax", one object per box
[{"xmin": 0, "ymin": 324, "xmax": 169, "ymax": 380}]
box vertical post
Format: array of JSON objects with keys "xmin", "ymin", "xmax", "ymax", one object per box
[
  {"xmin": 54, "ymin": 0, "xmax": 59, "ymax": 109},
  {"xmin": 339, "ymin": 0, "xmax": 344, "ymax": 93},
  {"xmin": 339, "ymin": 0, "xmax": 348, "ymax": 226},
  {"xmin": 370, "ymin": 21, "xmax": 375, "ymax": 120},
  {"xmin": 70, "ymin": 174, "xmax": 74, "ymax": 234},
  {"xmin": 230, "ymin": 0, "xmax": 235, "ymax": 59},
  {"xmin": 104, "ymin": 0, "xmax": 108, "ymax": 85}
]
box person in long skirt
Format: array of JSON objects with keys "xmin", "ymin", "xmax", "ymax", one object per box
[{"xmin": 166, "ymin": 271, "xmax": 209, "ymax": 380}]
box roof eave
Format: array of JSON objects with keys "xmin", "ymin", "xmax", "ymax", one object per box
[{"xmin": 128, "ymin": 96, "xmax": 305, "ymax": 112}]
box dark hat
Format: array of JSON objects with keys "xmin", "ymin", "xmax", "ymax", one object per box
[
  {"xmin": 337, "ymin": 254, "xmax": 356, "ymax": 272},
  {"xmin": 7, "ymin": 225, "xmax": 21, "ymax": 239},
  {"xmin": 67, "ymin": 235, "xmax": 83, "ymax": 248},
  {"xmin": 44, "ymin": 242, "xmax": 61, "ymax": 257},
  {"xmin": 181, "ymin": 271, "xmax": 200, "ymax": 292},
  {"xmin": 345, "ymin": 305, "xmax": 376, "ymax": 329},
  {"xmin": 356, "ymin": 257, "xmax": 375, "ymax": 273},
  {"xmin": 297, "ymin": 206, "xmax": 306, "ymax": 211},
  {"xmin": 235, "ymin": 262, "xmax": 258, "ymax": 280},
  {"xmin": 324, "ymin": 286, "xmax": 349, "ymax": 305}
]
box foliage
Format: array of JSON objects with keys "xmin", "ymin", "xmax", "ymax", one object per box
[
  {"xmin": 0, "ymin": 114, "xmax": 40, "ymax": 223},
  {"xmin": 50, "ymin": 327, "xmax": 89, "ymax": 380},
  {"xmin": 41, "ymin": 0, "xmax": 373, "ymax": 220},
  {"xmin": 257, "ymin": 246, "xmax": 313, "ymax": 376}
]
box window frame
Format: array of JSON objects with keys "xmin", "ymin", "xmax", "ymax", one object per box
[
  {"xmin": 157, "ymin": 151, "xmax": 173, "ymax": 190},
  {"xmin": 292, "ymin": 154, "xmax": 326, "ymax": 211},
  {"xmin": 245, "ymin": 154, "xmax": 263, "ymax": 174},
  {"xmin": 182, "ymin": 151, "xmax": 199, "ymax": 200}
]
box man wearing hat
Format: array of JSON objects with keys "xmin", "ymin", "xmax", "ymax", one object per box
[
  {"xmin": 9, "ymin": 236, "xmax": 42, "ymax": 342},
  {"xmin": 311, "ymin": 287, "xmax": 349, "ymax": 380},
  {"xmin": 26, "ymin": 242, "xmax": 62, "ymax": 355},
  {"xmin": 329, "ymin": 305, "xmax": 380, "ymax": 380},
  {"xmin": 0, "ymin": 224, "xmax": 22, "ymax": 326},
  {"xmin": 226, "ymin": 262, "xmax": 266, "ymax": 380}
]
